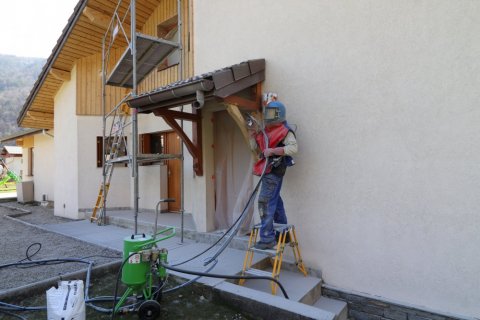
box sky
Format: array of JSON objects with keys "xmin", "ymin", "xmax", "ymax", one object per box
[{"xmin": 0, "ymin": 0, "xmax": 79, "ymax": 58}]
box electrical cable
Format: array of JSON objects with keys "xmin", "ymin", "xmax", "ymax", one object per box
[{"xmin": 161, "ymin": 262, "xmax": 289, "ymax": 299}]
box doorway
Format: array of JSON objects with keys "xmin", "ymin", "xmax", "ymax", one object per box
[
  {"xmin": 165, "ymin": 131, "xmax": 181, "ymax": 212},
  {"xmin": 213, "ymin": 110, "xmax": 254, "ymax": 232}
]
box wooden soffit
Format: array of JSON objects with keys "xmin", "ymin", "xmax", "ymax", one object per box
[{"xmin": 18, "ymin": 0, "xmax": 163, "ymax": 129}]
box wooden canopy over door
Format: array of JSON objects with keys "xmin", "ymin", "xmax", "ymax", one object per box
[{"xmin": 127, "ymin": 59, "xmax": 266, "ymax": 176}]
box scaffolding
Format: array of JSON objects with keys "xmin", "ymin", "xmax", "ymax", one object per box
[{"xmin": 92, "ymin": 0, "xmax": 185, "ymax": 238}]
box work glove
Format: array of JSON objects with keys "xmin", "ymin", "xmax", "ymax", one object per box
[{"xmin": 263, "ymin": 147, "xmax": 285, "ymax": 158}]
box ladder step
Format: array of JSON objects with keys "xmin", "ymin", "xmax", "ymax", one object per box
[
  {"xmin": 253, "ymin": 223, "xmax": 293, "ymax": 233},
  {"xmin": 250, "ymin": 247, "xmax": 278, "ymax": 256},
  {"xmin": 244, "ymin": 268, "xmax": 274, "ymax": 278}
]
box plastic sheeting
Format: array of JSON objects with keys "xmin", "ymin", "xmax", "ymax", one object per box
[{"xmin": 214, "ymin": 111, "xmax": 254, "ymax": 234}]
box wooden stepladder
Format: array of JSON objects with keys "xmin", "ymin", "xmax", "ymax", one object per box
[
  {"xmin": 90, "ymin": 104, "xmax": 130, "ymax": 224},
  {"xmin": 239, "ymin": 224, "xmax": 308, "ymax": 295}
]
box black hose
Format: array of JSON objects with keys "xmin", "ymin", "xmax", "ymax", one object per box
[
  {"xmin": 161, "ymin": 262, "xmax": 289, "ymax": 299},
  {"xmin": 110, "ymin": 252, "xmax": 137, "ymax": 320}
]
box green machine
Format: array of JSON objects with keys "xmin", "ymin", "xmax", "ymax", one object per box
[{"xmin": 114, "ymin": 227, "xmax": 175, "ymax": 319}]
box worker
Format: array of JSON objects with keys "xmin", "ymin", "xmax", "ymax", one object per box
[{"xmin": 249, "ymin": 93, "xmax": 298, "ymax": 250}]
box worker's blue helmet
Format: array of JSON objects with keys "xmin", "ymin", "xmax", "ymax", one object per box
[{"xmin": 264, "ymin": 101, "xmax": 286, "ymax": 124}]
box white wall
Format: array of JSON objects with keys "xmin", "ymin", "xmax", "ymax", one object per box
[
  {"xmin": 194, "ymin": 0, "xmax": 480, "ymax": 317},
  {"xmin": 54, "ymin": 66, "xmax": 79, "ymax": 219},
  {"xmin": 77, "ymin": 116, "xmax": 131, "ymax": 210},
  {"xmin": 137, "ymin": 112, "xmax": 195, "ymax": 214},
  {"xmin": 33, "ymin": 133, "xmax": 55, "ymax": 202}
]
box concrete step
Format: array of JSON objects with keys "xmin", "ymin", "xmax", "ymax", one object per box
[
  {"xmin": 244, "ymin": 267, "xmax": 275, "ymax": 277},
  {"xmin": 313, "ymin": 296, "xmax": 348, "ymax": 320}
]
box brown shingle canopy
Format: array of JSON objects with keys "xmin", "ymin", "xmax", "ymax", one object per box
[
  {"xmin": 127, "ymin": 59, "xmax": 265, "ymax": 112},
  {"xmin": 126, "ymin": 59, "xmax": 265, "ymax": 176}
]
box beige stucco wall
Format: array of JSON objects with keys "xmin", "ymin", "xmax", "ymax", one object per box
[
  {"xmin": 33, "ymin": 132, "xmax": 55, "ymax": 202},
  {"xmin": 54, "ymin": 65, "xmax": 79, "ymax": 218},
  {"xmin": 77, "ymin": 116, "xmax": 131, "ymax": 211},
  {"xmin": 194, "ymin": 0, "xmax": 480, "ymax": 317},
  {"xmin": 137, "ymin": 112, "xmax": 195, "ymax": 216}
]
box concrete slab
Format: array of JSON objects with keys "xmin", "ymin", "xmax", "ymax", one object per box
[
  {"xmin": 241, "ymin": 267, "xmax": 322, "ymax": 302},
  {"xmin": 214, "ymin": 281, "xmax": 335, "ymax": 320},
  {"xmin": 313, "ymin": 297, "xmax": 348, "ymax": 320}
]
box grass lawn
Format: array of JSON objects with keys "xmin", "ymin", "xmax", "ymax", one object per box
[{"xmin": 0, "ymin": 181, "xmax": 17, "ymax": 193}]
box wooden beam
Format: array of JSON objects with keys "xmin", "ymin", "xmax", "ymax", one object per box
[
  {"xmin": 225, "ymin": 104, "xmax": 258, "ymax": 159},
  {"xmin": 152, "ymin": 109, "xmax": 200, "ymax": 122},
  {"xmin": 158, "ymin": 112, "xmax": 203, "ymax": 176},
  {"xmin": 223, "ymin": 95, "xmax": 260, "ymax": 111},
  {"xmin": 49, "ymin": 68, "xmax": 71, "ymax": 81},
  {"xmin": 82, "ymin": 6, "xmax": 111, "ymax": 30},
  {"xmin": 82, "ymin": 6, "xmax": 131, "ymax": 39},
  {"xmin": 26, "ymin": 111, "xmax": 53, "ymax": 121}
]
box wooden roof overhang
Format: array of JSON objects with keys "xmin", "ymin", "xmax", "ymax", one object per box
[
  {"xmin": 0, "ymin": 129, "xmax": 44, "ymax": 143},
  {"xmin": 17, "ymin": 0, "xmax": 162, "ymax": 129},
  {"xmin": 127, "ymin": 59, "xmax": 266, "ymax": 176}
]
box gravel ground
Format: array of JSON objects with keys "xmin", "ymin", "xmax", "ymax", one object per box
[{"xmin": 0, "ymin": 201, "xmax": 122, "ymax": 293}]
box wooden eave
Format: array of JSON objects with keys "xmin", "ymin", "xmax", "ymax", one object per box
[{"xmin": 18, "ymin": 0, "xmax": 162, "ymax": 129}]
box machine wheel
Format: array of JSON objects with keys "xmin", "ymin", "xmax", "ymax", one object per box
[{"xmin": 138, "ymin": 300, "xmax": 161, "ymax": 320}]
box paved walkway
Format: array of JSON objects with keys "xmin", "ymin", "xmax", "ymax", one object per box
[{"xmin": 42, "ymin": 217, "xmax": 320, "ymax": 301}]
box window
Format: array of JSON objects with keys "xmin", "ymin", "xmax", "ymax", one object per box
[
  {"xmin": 96, "ymin": 136, "xmax": 128, "ymax": 168},
  {"xmin": 140, "ymin": 132, "xmax": 165, "ymax": 154},
  {"xmin": 27, "ymin": 147, "xmax": 34, "ymax": 176},
  {"xmin": 157, "ymin": 15, "xmax": 180, "ymax": 71},
  {"xmin": 139, "ymin": 131, "xmax": 167, "ymax": 166}
]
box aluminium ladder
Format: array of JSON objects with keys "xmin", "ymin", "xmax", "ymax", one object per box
[
  {"xmin": 90, "ymin": 104, "xmax": 130, "ymax": 224},
  {"xmin": 239, "ymin": 223, "xmax": 308, "ymax": 295}
]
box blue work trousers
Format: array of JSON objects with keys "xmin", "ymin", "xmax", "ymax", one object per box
[{"xmin": 258, "ymin": 173, "xmax": 287, "ymax": 243}]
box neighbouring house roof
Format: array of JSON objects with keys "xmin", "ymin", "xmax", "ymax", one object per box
[
  {"xmin": 127, "ymin": 59, "xmax": 266, "ymax": 112},
  {"xmin": 3, "ymin": 146, "xmax": 22, "ymax": 156},
  {"xmin": 0, "ymin": 129, "xmax": 43, "ymax": 143},
  {"xmin": 17, "ymin": 0, "xmax": 164, "ymax": 129}
]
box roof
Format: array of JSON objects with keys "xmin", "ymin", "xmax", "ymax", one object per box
[
  {"xmin": 3, "ymin": 146, "xmax": 22, "ymax": 155},
  {"xmin": 17, "ymin": 0, "xmax": 163, "ymax": 129},
  {"xmin": 127, "ymin": 59, "xmax": 266, "ymax": 112},
  {"xmin": 0, "ymin": 129, "xmax": 44, "ymax": 143}
]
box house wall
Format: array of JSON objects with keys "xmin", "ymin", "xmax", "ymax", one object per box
[
  {"xmin": 77, "ymin": 116, "xmax": 131, "ymax": 211},
  {"xmin": 21, "ymin": 136, "xmax": 34, "ymax": 182},
  {"xmin": 33, "ymin": 133, "xmax": 55, "ymax": 202},
  {"xmin": 54, "ymin": 65, "xmax": 79, "ymax": 219},
  {"xmin": 194, "ymin": 0, "xmax": 480, "ymax": 317},
  {"xmin": 137, "ymin": 111, "xmax": 195, "ymax": 215}
]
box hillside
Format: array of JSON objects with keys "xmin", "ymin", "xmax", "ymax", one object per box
[{"xmin": 0, "ymin": 54, "xmax": 45, "ymax": 140}]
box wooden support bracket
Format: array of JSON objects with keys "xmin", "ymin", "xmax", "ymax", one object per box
[
  {"xmin": 49, "ymin": 68, "xmax": 71, "ymax": 81},
  {"xmin": 153, "ymin": 108, "xmax": 203, "ymax": 176},
  {"xmin": 225, "ymin": 104, "xmax": 258, "ymax": 159}
]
